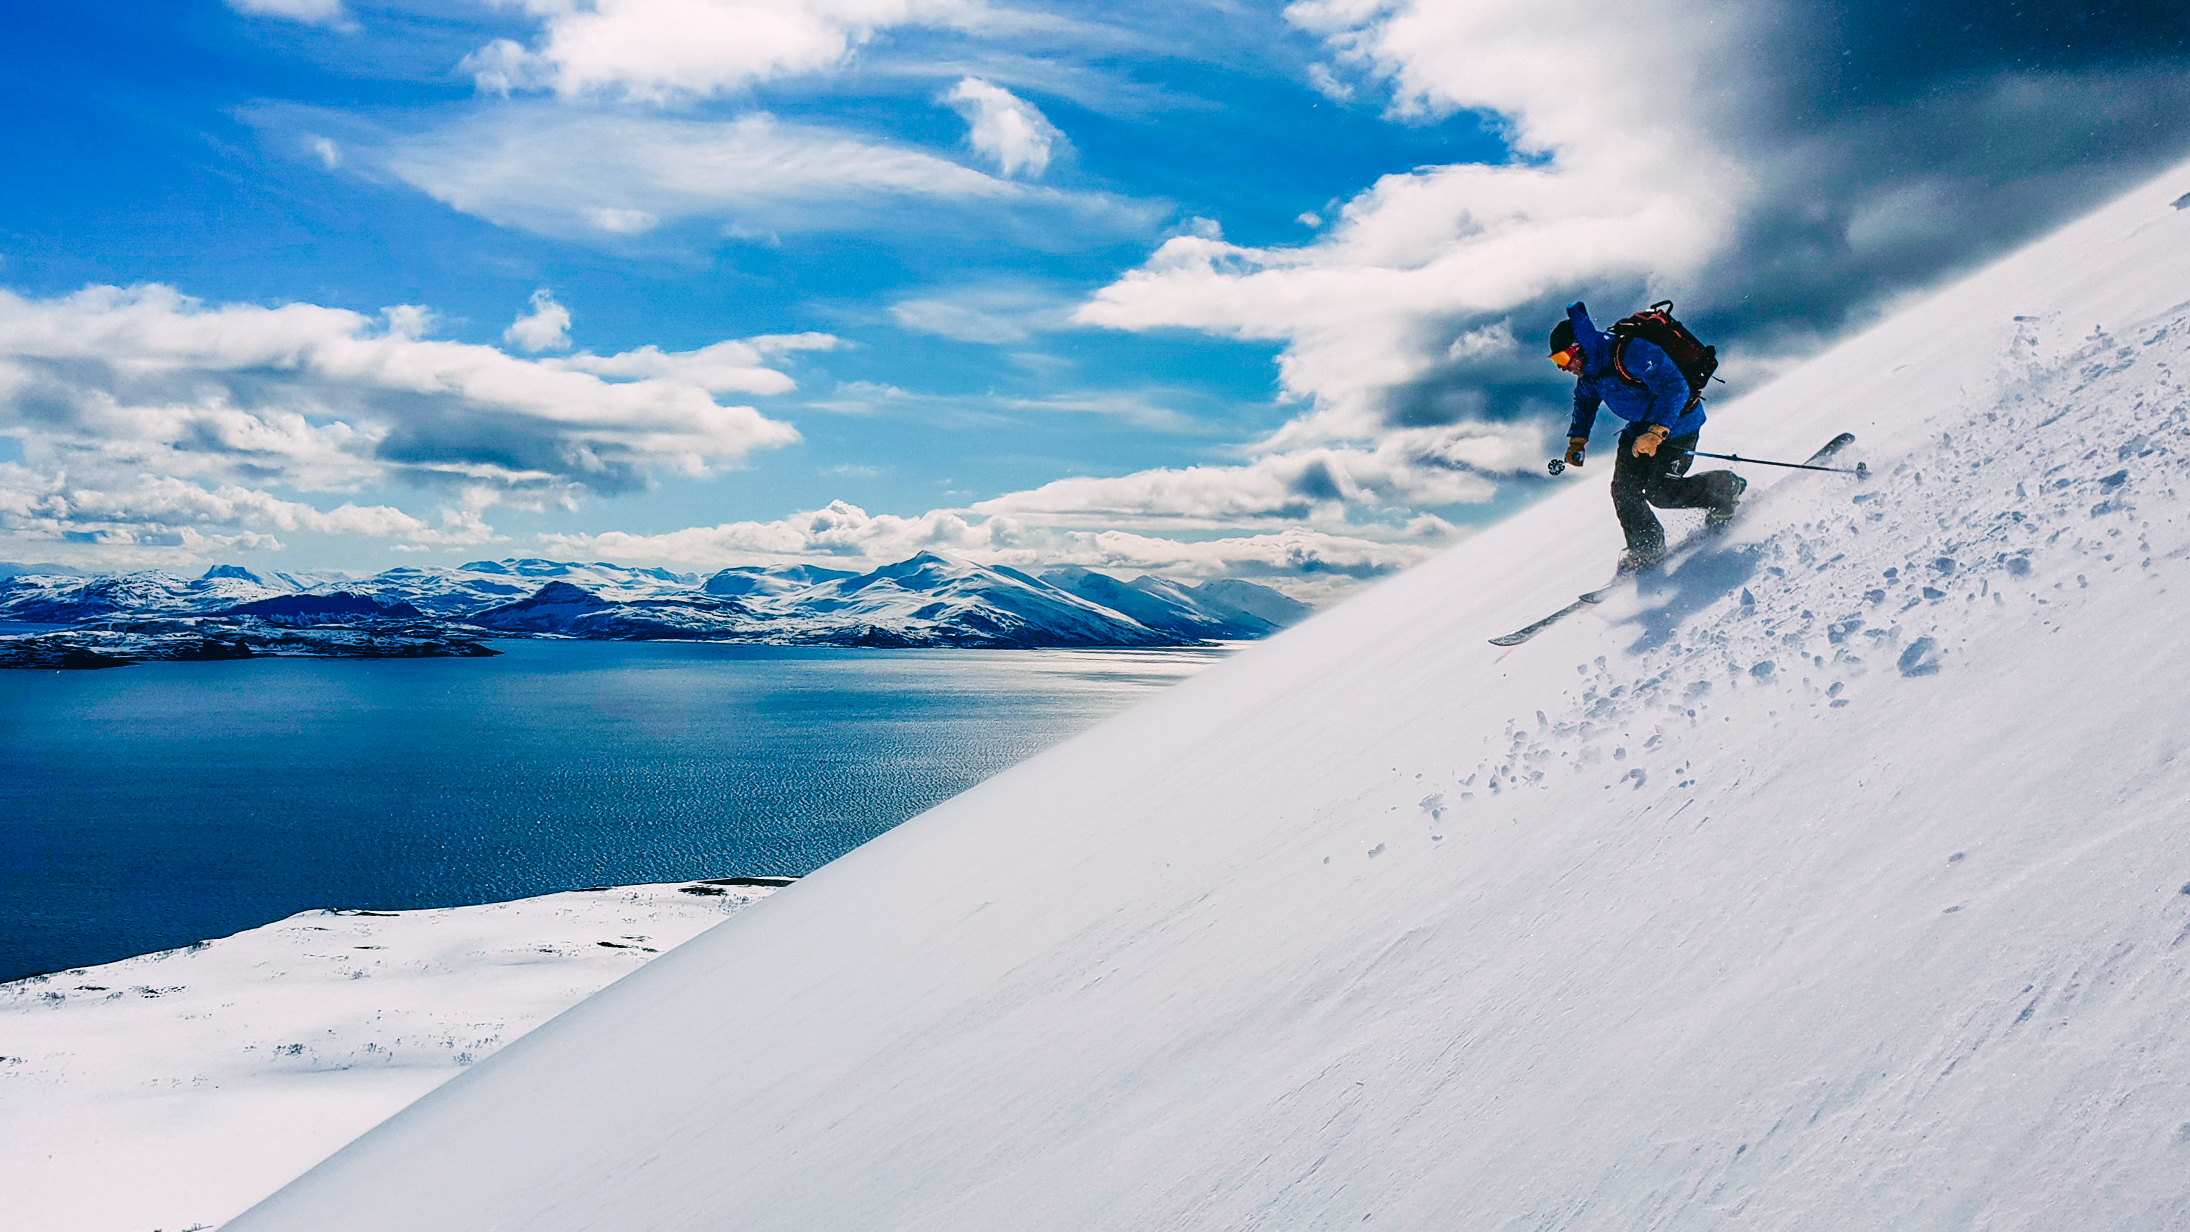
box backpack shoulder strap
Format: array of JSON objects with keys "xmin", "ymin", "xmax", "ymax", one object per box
[{"xmin": 1610, "ymin": 336, "xmax": 1644, "ymax": 389}]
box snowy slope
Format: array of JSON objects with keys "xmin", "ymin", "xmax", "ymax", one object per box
[
  {"xmin": 1040, "ymin": 566, "xmax": 1281, "ymax": 639},
  {"xmin": 0, "ymin": 881, "xmax": 779, "ymax": 1232},
  {"xmin": 232, "ymin": 160, "xmax": 2190, "ymax": 1232},
  {"xmin": 764, "ymin": 552, "xmax": 1185, "ymax": 647}
]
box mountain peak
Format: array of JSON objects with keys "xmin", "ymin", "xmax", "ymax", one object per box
[{"xmin": 521, "ymin": 581, "xmax": 606, "ymax": 606}]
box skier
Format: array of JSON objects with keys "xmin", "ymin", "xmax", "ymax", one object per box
[{"xmin": 1550, "ymin": 302, "xmax": 1744, "ymax": 570}]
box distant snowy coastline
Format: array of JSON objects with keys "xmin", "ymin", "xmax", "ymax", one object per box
[
  {"xmin": 0, "ymin": 879, "xmax": 786, "ymax": 1232},
  {"xmin": 0, "ymin": 552, "xmax": 1313, "ymax": 667}
]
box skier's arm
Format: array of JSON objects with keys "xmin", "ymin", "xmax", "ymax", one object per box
[{"xmin": 1568, "ymin": 385, "xmax": 1600, "ymax": 441}]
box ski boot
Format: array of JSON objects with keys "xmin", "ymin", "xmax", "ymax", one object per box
[{"xmin": 1703, "ymin": 474, "xmax": 1748, "ymax": 532}]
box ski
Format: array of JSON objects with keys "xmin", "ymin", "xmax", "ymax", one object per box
[
  {"xmin": 1488, "ymin": 432, "xmax": 1857, "ymax": 647},
  {"xmin": 1487, "ymin": 596, "xmax": 1597, "ymax": 647}
]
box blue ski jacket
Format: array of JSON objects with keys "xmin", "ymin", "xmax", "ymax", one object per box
[{"xmin": 1562, "ymin": 302, "xmax": 1705, "ymax": 441}]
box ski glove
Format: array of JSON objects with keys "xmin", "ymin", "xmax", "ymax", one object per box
[
  {"xmin": 1564, "ymin": 437, "xmax": 1587, "ymax": 467},
  {"xmin": 1632, "ymin": 425, "xmax": 1670, "ymax": 458}
]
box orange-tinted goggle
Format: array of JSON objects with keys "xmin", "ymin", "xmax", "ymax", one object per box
[{"xmin": 1549, "ymin": 346, "xmax": 1580, "ymax": 367}]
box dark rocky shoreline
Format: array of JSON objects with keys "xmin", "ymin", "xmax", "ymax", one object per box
[{"xmin": 0, "ymin": 617, "xmax": 502, "ymax": 669}]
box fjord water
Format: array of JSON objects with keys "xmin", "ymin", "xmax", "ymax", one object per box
[{"xmin": 0, "ymin": 639, "xmax": 1226, "ymax": 982}]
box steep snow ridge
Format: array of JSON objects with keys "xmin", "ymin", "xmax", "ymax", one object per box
[
  {"xmin": 1041, "ymin": 566, "xmax": 1279, "ymax": 639},
  {"xmin": 777, "ymin": 552, "xmax": 1181, "ymax": 647},
  {"xmin": 702, "ymin": 562, "xmax": 857, "ymax": 597},
  {"xmin": 227, "ymin": 161, "xmax": 2190, "ymax": 1230}
]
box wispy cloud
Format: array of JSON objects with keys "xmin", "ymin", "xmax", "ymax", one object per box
[
  {"xmin": 226, "ymin": 0, "xmax": 350, "ymax": 29},
  {"xmin": 944, "ymin": 77, "xmax": 1064, "ymax": 178},
  {"xmin": 797, "ymin": 378, "xmax": 1218, "ymax": 435},
  {"xmin": 462, "ymin": 0, "xmax": 986, "ymax": 103},
  {"xmin": 297, "ymin": 106, "xmax": 1147, "ymax": 243},
  {"xmin": 887, "ymin": 284, "xmax": 1074, "ymax": 343}
]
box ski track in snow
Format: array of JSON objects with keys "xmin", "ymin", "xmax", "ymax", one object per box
[
  {"xmin": 1318, "ymin": 306, "xmax": 2190, "ymax": 1230},
  {"xmin": 1458, "ymin": 310, "xmax": 2187, "ymax": 810}
]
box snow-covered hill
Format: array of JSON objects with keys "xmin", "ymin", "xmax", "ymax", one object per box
[
  {"xmin": 766, "ymin": 552, "xmax": 1189, "ymax": 647},
  {"xmin": 219, "ymin": 162, "xmax": 2190, "ymax": 1230},
  {"xmin": 0, "ymin": 566, "xmax": 295, "ymax": 621},
  {"xmin": 1039, "ymin": 566, "xmax": 1303, "ymax": 639},
  {"xmin": 0, "ymin": 881, "xmax": 781, "ymax": 1232}
]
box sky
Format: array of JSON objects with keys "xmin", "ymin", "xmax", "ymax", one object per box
[{"xmin": 1, "ymin": 0, "xmax": 2185, "ymax": 597}]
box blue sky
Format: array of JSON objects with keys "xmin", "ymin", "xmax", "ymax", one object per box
[{"xmin": 2, "ymin": 1, "xmax": 2186, "ymax": 596}]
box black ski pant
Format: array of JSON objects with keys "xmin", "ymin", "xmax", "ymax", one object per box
[{"xmin": 1611, "ymin": 424, "xmax": 1742, "ymax": 557}]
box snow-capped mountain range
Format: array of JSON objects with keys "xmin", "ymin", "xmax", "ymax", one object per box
[
  {"xmin": 216, "ymin": 161, "xmax": 2190, "ymax": 1230},
  {"xmin": 0, "ymin": 554, "xmax": 1310, "ymax": 649}
]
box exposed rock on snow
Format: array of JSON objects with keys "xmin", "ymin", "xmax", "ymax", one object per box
[
  {"xmin": 216, "ymin": 161, "xmax": 2190, "ymax": 1232},
  {"xmin": 220, "ymin": 592, "xmax": 426, "ymax": 623},
  {"xmin": 0, "ymin": 617, "xmax": 500, "ymax": 669}
]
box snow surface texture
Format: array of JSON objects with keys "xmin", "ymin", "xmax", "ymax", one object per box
[
  {"xmin": 228, "ymin": 162, "xmax": 2190, "ymax": 1231},
  {"xmin": 0, "ymin": 881, "xmax": 777, "ymax": 1232}
]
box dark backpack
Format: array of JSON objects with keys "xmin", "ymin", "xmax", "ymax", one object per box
[{"xmin": 1610, "ymin": 301, "xmax": 1718, "ymax": 409}]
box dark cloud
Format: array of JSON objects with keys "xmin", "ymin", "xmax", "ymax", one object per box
[{"xmin": 1381, "ymin": 2, "xmax": 2190, "ymax": 432}]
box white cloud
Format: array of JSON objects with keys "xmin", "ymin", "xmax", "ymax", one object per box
[
  {"xmin": 227, "ymin": 0, "xmax": 348, "ymax": 27},
  {"xmin": 1305, "ymin": 62, "xmax": 1352, "ymax": 102},
  {"xmin": 0, "ymin": 462, "xmax": 502, "ymax": 567},
  {"xmin": 505, "ymin": 289, "xmax": 573, "ymax": 352},
  {"xmin": 465, "ymin": 0, "xmax": 981, "ymax": 103},
  {"xmin": 366, "ymin": 108, "xmax": 1132, "ymax": 241},
  {"xmin": 1077, "ymin": 0, "xmax": 1755, "ymax": 443},
  {"xmin": 535, "ymin": 416, "xmax": 1546, "ymax": 600},
  {"xmin": 944, "ymin": 77, "xmax": 1063, "ymax": 179},
  {"xmin": 0, "ymin": 284, "xmax": 818, "ymax": 560},
  {"xmin": 551, "ymin": 333, "xmax": 839, "ymax": 395},
  {"xmin": 972, "ymin": 422, "xmax": 1547, "ymax": 522},
  {"xmin": 309, "ymin": 136, "xmax": 342, "ymax": 169},
  {"xmin": 542, "ymin": 499, "xmax": 1446, "ymax": 601},
  {"xmin": 382, "ymin": 304, "xmax": 432, "ymax": 340},
  {"xmin": 584, "ymin": 206, "xmax": 661, "ymax": 234}
]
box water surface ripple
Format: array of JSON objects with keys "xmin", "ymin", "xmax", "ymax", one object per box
[{"xmin": 0, "ymin": 640, "xmax": 1225, "ymax": 981}]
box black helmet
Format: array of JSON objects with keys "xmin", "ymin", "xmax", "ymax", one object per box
[{"xmin": 1547, "ymin": 318, "xmax": 1576, "ymax": 355}]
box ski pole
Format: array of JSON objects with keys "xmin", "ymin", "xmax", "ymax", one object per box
[
  {"xmin": 1684, "ymin": 449, "xmax": 1867, "ymax": 476},
  {"xmin": 1546, "ymin": 448, "xmax": 1867, "ymax": 477}
]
